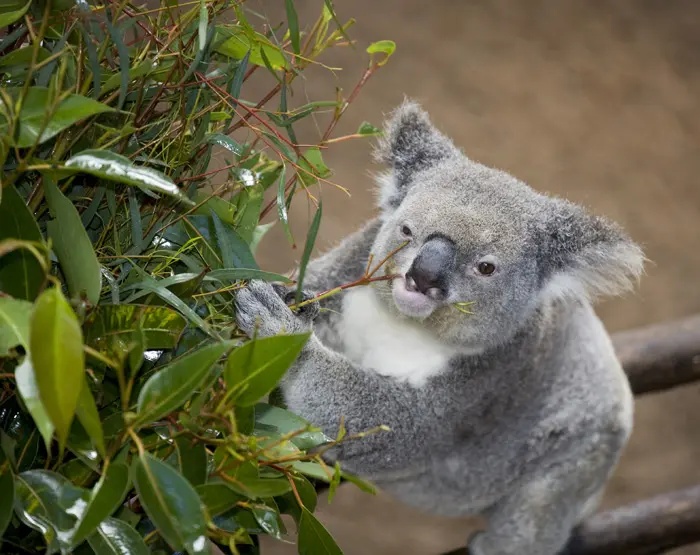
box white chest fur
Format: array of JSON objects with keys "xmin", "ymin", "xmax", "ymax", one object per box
[{"xmin": 340, "ymin": 288, "xmax": 455, "ymax": 387}]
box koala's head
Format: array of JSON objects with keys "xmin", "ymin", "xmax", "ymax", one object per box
[{"xmin": 369, "ymin": 100, "xmax": 644, "ymax": 351}]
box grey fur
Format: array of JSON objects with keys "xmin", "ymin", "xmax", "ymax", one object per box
[{"xmin": 234, "ymin": 100, "xmax": 644, "ymax": 555}]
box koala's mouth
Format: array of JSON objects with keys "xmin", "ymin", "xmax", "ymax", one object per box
[{"xmin": 391, "ymin": 276, "xmax": 442, "ymax": 319}]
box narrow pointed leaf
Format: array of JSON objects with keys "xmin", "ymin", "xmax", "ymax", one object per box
[
  {"xmin": 229, "ymin": 49, "xmax": 250, "ymax": 99},
  {"xmin": 44, "ymin": 177, "xmax": 102, "ymax": 304},
  {"xmin": 0, "ymin": 87, "xmax": 112, "ymax": 148},
  {"xmin": 75, "ymin": 377, "xmax": 106, "ymax": 459},
  {"xmin": 71, "ymin": 463, "xmax": 130, "ymax": 545},
  {"xmin": 64, "ymin": 150, "xmax": 194, "ymax": 205},
  {"xmin": 255, "ymin": 404, "xmax": 331, "ymax": 450},
  {"xmin": 285, "ymin": 0, "xmax": 300, "ymax": 54},
  {"xmin": 0, "ymin": 296, "xmax": 32, "ymax": 356},
  {"xmin": 295, "ymin": 201, "xmax": 322, "ymax": 304},
  {"xmin": 0, "ymin": 185, "xmax": 44, "ymax": 300},
  {"xmin": 202, "ymin": 133, "xmax": 244, "ymax": 156},
  {"xmin": 87, "ymin": 517, "xmax": 149, "ymax": 555},
  {"xmin": 0, "ymin": 0, "xmax": 31, "ymax": 26},
  {"xmin": 132, "ymin": 452, "xmax": 208, "ymax": 554},
  {"xmin": 276, "ymin": 166, "xmax": 294, "ymax": 245},
  {"xmin": 29, "ymin": 287, "xmax": 84, "ymax": 451},
  {"xmin": 225, "ymin": 333, "xmax": 310, "ymax": 407},
  {"xmin": 298, "ymin": 507, "xmax": 343, "ymax": 555},
  {"xmin": 135, "ymin": 341, "xmax": 233, "ymax": 427}
]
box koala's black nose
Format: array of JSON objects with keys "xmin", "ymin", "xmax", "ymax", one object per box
[{"xmin": 406, "ymin": 234, "xmax": 456, "ymax": 299}]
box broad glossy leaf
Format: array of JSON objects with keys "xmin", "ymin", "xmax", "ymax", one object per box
[
  {"xmin": 0, "ymin": 185, "xmax": 44, "ymax": 300},
  {"xmin": 174, "ymin": 436, "xmax": 207, "ymax": 486},
  {"xmin": 71, "ymin": 463, "xmax": 130, "ymax": 545},
  {"xmin": 225, "ymin": 476, "xmax": 292, "ymax": 499},
  {"xmin": 196, "ymin": 482, "xmax": 244, "ymax": 516},
  {"xmin": 291, "ymin": 461, "xmax": 332, "ymax": 482},
  {"xmin": 87, "ymin": 517, "xmax": 149, "ymax": 555},
  {"xmin": 205, "ymin": 268, "xmax": 292, "ymax": 284},
  {"xmin": 366, "ymin": 39, "xmax": 396, "ymax": 66},
  {"xmin": 225, "ymin": 333, "xmax": 310, "ymax": 407},
  {"xmin": 13, "ymin": 472, "xmax": 61, "ymax": 553},
  {"xmin": 298, "ymin": 507, "xmax": 343, "ymax": 555},
  {"xmin": 30, "ymin": 287, "xmax": 84, "ymax": 450},
  {"xmin": 75, "ymin": 377, "xmax": 106, "ymax": 459},
  {"xmin": 0, "ymin": 296, "xmax": 32, "ymax": 356},
  {"xmin": 15, "ymin": 358, "xmax": 55, "ymax": 449},
  {"xmin": 64, "ymin": 150, "xmax": 194, "ymax": 206},
  {"xmin": 255, "ymin": 404, "xmax": 331, "ymax": 451},
  {"xmin": 132, "ymin": 452, "xmax": 208, "ymax": 554},
  {"xmin": 135, "ymin": 341, "xmax": 233, "ymax": 427},
  {"xmin": 85, "ymin": 304, "xmax": 186, "ymax": 353},
  {"xmin": 0, "ymin": 453, "xmax": 13, "ymax": 538},
  {"xmin": 251, "ymin": 503, "xmax": 283, "ymax": 539},
  {"xmin": 277, "ymin": 474, "xmax": 317, "ymax": 523},
  {"xmin": 0, "ymin": 0, "xmax": 30, "ymax": 26},
  {"xmin": 44, "ymin": 177, "xmax": 102, "ymax": 304},
  {"xmin": 0, "ymin": 87, "xmax": 112, "ymax": 148}
]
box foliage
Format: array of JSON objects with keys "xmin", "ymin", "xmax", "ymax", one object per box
[{"xmin": 0, "ymin": 0, "xmax": 393, "ymax": 553}]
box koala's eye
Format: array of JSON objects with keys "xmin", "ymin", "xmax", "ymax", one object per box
[
  {"xmin": 400, "ymin": 224, "xmax": 413, "ymax": 238},
  {"xmin": 477, "ymin": 261, "xmax": 496, "ymax": 276}
]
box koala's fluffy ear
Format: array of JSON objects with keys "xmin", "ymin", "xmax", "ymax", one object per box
[
  {"xmin": 373, "ymin": 99, "xmax": 458, "ymax": 210},
  {"xmin": 539, "ymin": 199, "xmax": 645, "ymax": 300}
]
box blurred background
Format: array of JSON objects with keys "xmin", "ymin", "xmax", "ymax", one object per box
[{"xmin": 241, "ymin": 1, "xmax": 700, "ymax": 553}]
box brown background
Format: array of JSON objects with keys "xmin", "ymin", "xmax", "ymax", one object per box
[{"xmin": 240, "ymin": 1, "xmax": 700, "ymax": 553}]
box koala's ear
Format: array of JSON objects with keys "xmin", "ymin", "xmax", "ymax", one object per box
[
  {"xmin": 373, "ymin": 99, "xmax": 458, "ymax": 210},
  {"xmin": 538, "ymin": 199, "xmax": 645, "ymax": 300}
]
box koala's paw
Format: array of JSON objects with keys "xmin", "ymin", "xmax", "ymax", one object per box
[{"xmin": 234, "ymin": 280, "xmax": 318, "ymax": 339}]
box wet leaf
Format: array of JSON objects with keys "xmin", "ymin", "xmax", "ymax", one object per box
[
  {"xmin": 13, "ymin": 472, "xmax": 61, "ymax": 553},
  {"xmin": 75, "ymin": 377, "xmax": 106, "ymax": 459},
  {"xmin": 44, "ymin": 176, "xmax": 102, "ymax": 304},
  {"xmin": 251, "ymin": 503, "xmax": 283, "ymax": 539},
  {"xmin": 0, "ymin": 296, "xmax": 32, "ymax": 356},
  {"xmin": 29, "ymin": 287, "xmax": 84, "ymax": 451},
  {"xmin": 0, "ymin": 87, "xmax": 112, "ymax": 148},
  {"xmin": 255, "ymin": 404, "xmax": 331, "ymax": 451},
  {"xmin": 225, "ymin": 333, "xmax": 310, "ymax": 407},
  {"xmin": 87, "ymin": 517, "xmax": 149, "ymax": 555},
  {"xmin": 64, "ymin": 150, "xmax": 194, "ymax": 206},
  {"xmin": 71, "ymin": 463, "xmax": 130, "ymax": 545},
  {"xmin": 135, "ymin": 341, "xmax": 233, "ymax": 427},
  {"xmin": 298, "ymin": 507, "xmax": 343, "ymax": 555},
  {"xmin": 174, "ymin": 436, "xmax": 207, "ymax": 486},
  {"xmin": 0, "ymin": 185, "xmax": 44, "ymax": 300},
  {"xmin": 202, "ymin": 133, "xmax": 244, "ymax": 157},
  {"xmin": 276, "ymin": 166, "xmax": 294, "ymax": 245},
  {"xmin": 132, "ymin": 452, "xmax": 208, "ymax": 554},
  {"xmin": 295, "ymin": 201, "xmax": 322, "ymax": 304}
]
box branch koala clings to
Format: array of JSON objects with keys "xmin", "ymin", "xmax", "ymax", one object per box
[{"xmin": 234, "ymin": 100, "xmax": 645, "ymax": 555}]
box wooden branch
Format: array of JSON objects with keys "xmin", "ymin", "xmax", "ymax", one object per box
[
  {"xmin": 440, "ymin": 485, "xmax": 700, "ymax": 555},
  {"xmin": 613, "ymin": 314, "xmax": 700, "ymax": 395}
]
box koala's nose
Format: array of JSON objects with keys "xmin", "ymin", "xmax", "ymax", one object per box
[{"xmin": 405, "ymin": 235, "xmax": 456, "ymax": 299}]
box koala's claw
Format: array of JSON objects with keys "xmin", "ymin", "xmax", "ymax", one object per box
[{"xmin": 234, "ymin": 280, "xmax": 317, "ymax": 339}]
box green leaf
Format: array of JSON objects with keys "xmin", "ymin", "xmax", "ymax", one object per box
[
  {"xmin": 277, "ymin": 474, "xmax": 316, "ymax": 523},
  {"xmin": 44, "ymin": 176, "xmax": 102, "ymax": 304},
  {"xmin": 229, "ymin": 49, "xmax": 250, "ymax": 99},
  {"xmin": 13, "ymin": 472, "xmax": 61, "ymax": 553},
  {"xmin": 295, "ymin": 201, "xmax": 322, "ymax": 304},
  {"xmin": 225, "ymin": 333, "xmax": 310, "ymax": 407},
  {"xmin": 285, "ymin": 0, "xmax": 300, "ymax": 54},
  {"xmin": 29, "ymin": 287, "xmax": 84, "ymax": 451},
  {"xmin": 0, "ymin": 296, "xmax": 32, "ymax": 356},
  {"xmin": 251, "ymin": 503, "xmax": 283, "ymax": 539},
  {"xmin": 202, "ymin": 133, "xmax": 244, "ymax": 157},
  {"xmin": 196, "ymin": 482, "xmax": 244, "ymax": 516},
  {"xmin": 298, "ymin": 507, "xmax": 343, "ymax": 555},
  {"xmin": 0, "ymin": 87, "xmax": 112, "ymax": 148},
  {"xmin": 0, "ymin": 185, "xmax": 44, "ymax": 300},
  {"xmin": 233, "ymin": 183, "xmax": 264, "ymax": 244},
  {"xmin": 71, "ymin": 463, "xmax": 130, "ymax": 545},
  {"xmin": 276, "ymin": 166, "xmax": 294, "ymax": 246},
  {"xmin": 87, "ymin": 517, "xmax": 149, "ymax": 555},
  {"xmin": 291, "ymin": 461, "xmax": 332, "ymax": 482},
  {"xmin": 367, "ymin": 40, "xmax": 396, "ymax": 66},
  {"xmin": 135, "ymin": 341, "xmax": 233, "ymax": 427},
  {"xmin": 15, "ymin": 358, "xmax": 55, "ymax": 449},
  {"xmin": 357, "ymin": 121, "xmax": 382, "ymax": 136},
  {"xmin": 75, "ymin": 377, "xmax": 106, "ymax": 459},
  {"xmin": 64, "ymin": 150, "xmax": 194, "ymax": 206},
  {"xmin": 340, "ymin": 471, "xmax": 376, "ymax": 495},
  {"xmin": 255, "ymin": 404, "xmax": 331, "ymax": 451},
  {"xmin": 0, "ymin": 456, "xmax": 14, "ymax": 538},
  {"xmin": 298, "ymin": 148, "xmax": 330, "ymax": 186},
  {"xmin": 84, "ymin": 304, "xmax": 186, "ymax": 353},
  {"xmin": 205, "ymin": 268, "xmax": 292, "ymax": 284},
  {"xmin": 0, "ymin": 0, "xmax": 30, "ymax": 26},
  {"xmin": 216, "ymin": 27, "xmax": 289, "ymax": 71},
  {"xmin": 174, "ymin": 436, "xmax": 207, "ymax": 486},
  {"xmin": 132, "ymin": 452, "xmax": 208, "ymax": 554},
  {"xmin": 225, "ymin": 477, "xmax": 292, "ymax": 499}
]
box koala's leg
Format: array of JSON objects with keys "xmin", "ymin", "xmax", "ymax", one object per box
[{"xmin": 469, "ymin": 459, "xmax": 613, "ymax": 555}]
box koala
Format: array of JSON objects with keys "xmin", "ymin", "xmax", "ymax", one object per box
[{"xmin": 234, "ymin": 100, "xmax": 644, "ymax": 555}]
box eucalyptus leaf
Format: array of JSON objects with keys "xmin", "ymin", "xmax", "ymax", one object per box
[{"xmin": 0, "ymin": 0, "xmax": 31, "ymax": 26}]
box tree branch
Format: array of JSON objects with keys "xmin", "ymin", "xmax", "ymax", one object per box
[{"xmin": 613, "ymin": 314, "xmax": 700, "ymax": 395}]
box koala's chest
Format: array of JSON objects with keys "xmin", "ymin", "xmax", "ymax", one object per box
[{"xmin": 338, "ymin": 289, "xmax": 456, "ymax": 387}]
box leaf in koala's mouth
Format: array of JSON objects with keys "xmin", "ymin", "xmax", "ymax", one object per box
[{"xmin": 454, "ymin": 301, "xmax": 476, "ymax": 315}]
